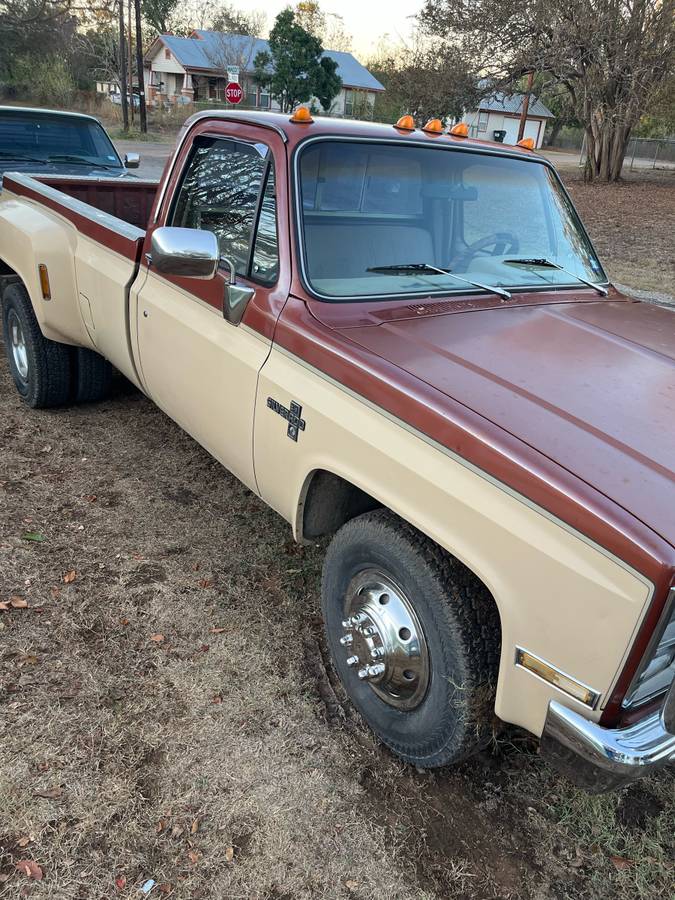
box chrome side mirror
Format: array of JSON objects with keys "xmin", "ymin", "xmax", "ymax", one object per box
[
  {"xmin": 124, "ymin": 152, "xmax": 140, "ymax": 169},
  {"xmin": 150, "ymin": 227, "xmax": 219, "ymax": 279},
  {"xmin": 220, "ymin": 257, "xmax": 255, "ymax": 325}
]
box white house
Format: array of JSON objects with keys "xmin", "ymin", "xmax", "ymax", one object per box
[
  {"xmin": 462, "ymin": 91, "xmax": 554, "ymax": 148},
  {"xmin": 143, "ymin": 30, "xmax": 385, "ymax": 117}
]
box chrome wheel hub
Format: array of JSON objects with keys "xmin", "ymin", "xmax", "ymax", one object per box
[
  {"xmin": 8, "ymin": 310, "xmax": 28, "ymax": 382},
  {"xmin": 341, "ymin": 570, "xmax": 429, "ymax": 710}
]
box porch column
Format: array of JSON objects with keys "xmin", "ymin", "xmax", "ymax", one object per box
[{"xmin": 181, "ymin": 71, "xmax": 194, "ymax": 102}]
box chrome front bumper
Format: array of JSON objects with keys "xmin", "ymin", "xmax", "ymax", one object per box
[{"xmin": 540, "ymin": 685, "xmax": 675, "ymax": 792}]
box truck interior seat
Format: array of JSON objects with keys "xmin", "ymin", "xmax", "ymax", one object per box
[{"xmin": 304, "ymin": 223, "xmax": 434, "ymax": 279}]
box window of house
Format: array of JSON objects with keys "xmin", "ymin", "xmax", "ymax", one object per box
[
  {"xmin": 169, "ymin": 137, "xmax": 278, "ymax": 283},
  {"xmin": 344, "ymin": 90, "xmax": 354, "ymax": 117},
  {"xmin": 164, "ymin": 49, "xmax": 171, "ymax": 60},
  {"xmin": 245, "ymin": 83, "xmax": 257, "ymax": 107},
  {"xmin": 258, "ymin": 88, "xmax": 270, "ymax": 109},
  {"xmin": 477, "ymin": 111, "xmax": 489, "ymax": 132}
]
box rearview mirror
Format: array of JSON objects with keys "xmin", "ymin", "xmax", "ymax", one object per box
[
  {"xmin": 150, "ymin": 227, "xmax": 219, "ymax": 280},
  {"xmin": 124, "ymin": 152, "xmax": 140, "ymax": 169}
]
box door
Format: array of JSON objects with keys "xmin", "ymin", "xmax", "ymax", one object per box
[{"xmin": 134, "ymin": 131, "xmax": 284, "ymax": 491}]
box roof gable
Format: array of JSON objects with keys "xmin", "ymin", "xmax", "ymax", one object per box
[{"xmin": 148, "ymin": 31, "xmax": 384, "ymax": 91}]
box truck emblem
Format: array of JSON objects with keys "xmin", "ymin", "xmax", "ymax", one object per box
[{"xmin": 267, "ymin": 397, "xmax": 306, "ymax": 442}]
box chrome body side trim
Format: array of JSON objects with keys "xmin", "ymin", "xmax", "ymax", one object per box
[{"xmin": 540, "ymin": 694, "xmax": 675, "ymax": 792}]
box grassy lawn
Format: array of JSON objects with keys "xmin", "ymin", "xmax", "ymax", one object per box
[{"xmin": 0, "ymin": 352, "xmax": 673, "ymax": 899}]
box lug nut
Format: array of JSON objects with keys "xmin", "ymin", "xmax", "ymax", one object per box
[
  {"xmin": 340, "ymin": 634, "xmax": 353, "ymax": 646},
  {"xmin": 346, "ymin": 655, "xmax": 359, "ymax": 667},
  {"xmin": 370, "ymin": 647, "xmax": 384, "ymax": 659},
  {"xmin": 360, "ymin": 625, "xmax": 377, "ymax": 637},
  {"xmin": 341, "ymin": 619, "xmax": 352, "ymax": 629},
  {"xmin": 368, "ymin": 663, "xmax": 385, "ymax": 678},
  {"xmin": 357, "ymin": 667, "xmax": 370, "ymax": 680}
]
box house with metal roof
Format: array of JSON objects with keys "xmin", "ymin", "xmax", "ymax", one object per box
[
  {"xmin": 461, "ymin": 91, "xmax": 554, "ymax": 148},
  {"xmin": 143, "ymin": 30, "xmax": 385, "ymax": 118}
]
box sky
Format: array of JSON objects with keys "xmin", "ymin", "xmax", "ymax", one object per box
[{"xmin": 234, "ymin": 1, "xmax": 424, "ymax": 59}]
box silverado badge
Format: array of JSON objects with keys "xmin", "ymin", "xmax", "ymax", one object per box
[{"xmin": 267, "ymin": 398, "xmax": 306, "ymax": 442}]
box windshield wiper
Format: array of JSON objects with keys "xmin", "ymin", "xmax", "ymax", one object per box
[
  {"xmin": 0, "ymin": 152, "xmax": 48, "ymax": 164},
  {"xmin": 47, "ymin": 155, "xmax": 117, "ymax": 169},
  {"xmin": 366, "ymin": 262, "xmax": 512, "ymax": 301},
  {"xmin": 504, "ymin": 258, "xmax": 608, "ymax": 296}
]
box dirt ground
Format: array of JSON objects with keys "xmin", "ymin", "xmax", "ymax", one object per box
[
  {"xmin": 0, "ymin": 348, "xmax": 673, "ymax": 899},
  {"xmin": 560, "ymin": 169, "xmax": 675, "ymax": 298}
]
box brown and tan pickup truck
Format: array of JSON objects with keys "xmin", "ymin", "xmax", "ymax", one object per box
[{"xmin": 1, "ymin": 110, "xmax": 673, "ymax": 791}]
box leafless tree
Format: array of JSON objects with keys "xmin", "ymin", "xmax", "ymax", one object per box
[{"xmin": 419, "ymin": 0, "xmax": 675, "ymax": 182}]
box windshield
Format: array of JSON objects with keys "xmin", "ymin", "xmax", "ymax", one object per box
[
  {"xmin": 0, "ymin": 111, "xmax": 122, "ymax": 169},
  {"xmin": 297, "ymin": 140, "xmax": 606, "ymax": 301}
]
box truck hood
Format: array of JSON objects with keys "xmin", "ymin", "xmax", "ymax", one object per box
[{"xmin": 324, "ymin": 297, "xmax": 675, "ymax": 547}]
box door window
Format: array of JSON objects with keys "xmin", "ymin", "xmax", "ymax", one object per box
[{"xmin": 169, "ymin": 136, "xmax": 278, "ymax": 282}]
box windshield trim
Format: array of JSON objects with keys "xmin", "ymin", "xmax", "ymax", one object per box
[{"xmin": 291, "ymin": 135, "xmax": 609, "ymax": 304}]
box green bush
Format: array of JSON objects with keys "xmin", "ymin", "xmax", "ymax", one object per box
[{"xmin": 11, "ymin": 56, "xmax": 76, "ymax": 107}]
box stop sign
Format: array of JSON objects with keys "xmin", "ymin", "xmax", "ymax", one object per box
[{"xmin": 225, "ymin": 82, "xmax": 243, "ymax": 104}]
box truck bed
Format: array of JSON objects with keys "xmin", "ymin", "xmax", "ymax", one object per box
[{"xmin": 28, "ymin": 174, "xmax": 158, "ymax": 231}]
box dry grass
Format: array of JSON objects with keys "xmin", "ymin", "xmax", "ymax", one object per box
[
  {"xmin": 560, "ymin": 169, "xmax": 675, "ymax": 297},
  {"xmin": 0, "ymin": 353, "xmax": 673, "ymax": 899}
]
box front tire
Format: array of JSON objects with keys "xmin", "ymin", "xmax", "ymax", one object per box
[
  {"xmin": 322, "ymin": 510, "xmax": 501, "ymax": 768},
  {"xmin": 73, "ymin": 347, "xmax": 113, "ymax": 403},
  {"xmin": 1, "ymin": 282, "xmax": 72, "ymax": 408}
]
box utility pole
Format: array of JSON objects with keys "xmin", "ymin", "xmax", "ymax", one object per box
[
  {"xmin": 517, "ymin": 70, "xmax": 534, "ymax": 142},
  {"xmin": 127, "ymin": 0, "xmax": 135, "ymax": 126},
  {"xmin": 134, "ymin": 0, "xmax": 147, "ymax": 133},
  {"xmin": 118, "ymin": 0, "xmax": 129, "ymax": 132}
]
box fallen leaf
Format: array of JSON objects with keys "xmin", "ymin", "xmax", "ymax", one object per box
[
  {"xmin": 50, "ymin": 587, "xmax": 61, "ymax": 599},
  {"xmin": 224, "ymin": 846, "xmax": 234, "ymax": 864},
  {"xmin": 10, "ymin": 596, "xmax": 28, "ymax": 608},
  {"xmin": 62, "ymin": 570, "xmax": 77, "ymax": 584},
  {"xmin": 198, "ymin": 578, "xmax": 213, "ymax": 589},
  {"xmin": 610, "ymin": 855, "xmax": 636, "ymax": 871},
  {"xmin": 170, "ymin": 824, "xmax": 184, "ymax": 839},
  {"xmin": 155, "ymin": 819, "xmax": 166, "ymax": 834},
  {"xmin": 0, "ymin": 602, "xmax": 9, "ymax": 611},
  {"xmin": 187, "ymin": 850, "xmax": 200, "ymax": 864},
  {"xmin": 345, "ymin": 880, "xmax": 358, "ymax": 891},
  {"xmin": 17, "ymin": 837, "xmax": 31, "ymax": 848},
  {"xmin": 0, "ymin": 873, "xmax": 9, "ymax": 882},
  {"xmin": 211, "ymin": 695, "xmax": 222, "ymax": 704},
  {"xmin": 16, "ymin": 860, "xmax": 43, "ymax": 880},
  {"xmin": 210, "ymin": 626, "xmax": 227, "ymax": 634},
  {"xmin": 22, "ymin": 532, "xmax": 46, "ymax": 543},
  {"xmin": 34, "ymin": 786, "xmax": 62, "ymax": 799},
  {"xmin": 85, "ymin": 495, "xmax": 97, "ymax": 503},
  {"xmin": 114, "ymin": 874, "xmax": 126, "ymax": 890},
  {"xmin": 158, "ymin": 884, "xmax": 172, "ymax": 895},
  {"xmin": 119, "ymin": 618, "xmax": 130, "ymax": 626},
  {"xmin": 190, "ymin": 819, "xmax": 199, "ymax": 834},
  {"xmin": 149, "ymin": 633, "xmax": 165, "ymax": 643}
]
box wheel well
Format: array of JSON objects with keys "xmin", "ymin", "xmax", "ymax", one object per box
[
  {"xmin": 299, "ymin": 470, "xmax": 381, "ymax": 541},
  {"xmin": 0, "ymin": 261, "xmax": 21, "ymax": 294}
]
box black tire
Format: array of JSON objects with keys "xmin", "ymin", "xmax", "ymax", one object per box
[
  {"xmin": 73, "ymin": 347, "xmax": 113, "ymax": 403},
  {"xmin": 1, "ymin": 282, "xmax": 72, "ymax": 408},
  {"xmin": 321, "ymin": 509, "xmax": 501, "ymax": 768}
]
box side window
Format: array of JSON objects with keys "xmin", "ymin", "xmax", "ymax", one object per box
[
  {"xmin": 170, "ymin": 136, "xmax": 271, "ymax": 278},
  {"xmin": 251, "ymin": 166, "xmax": 279, "ymax": 284}
]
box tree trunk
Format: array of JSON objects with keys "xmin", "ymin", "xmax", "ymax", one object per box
[
  {"xmin": 583, "ymin": 111, "xmax": 633, "ymax": 183},
  {"xmin": 118, "ymin": 0, "xmax": 129, "ymax": 133},
  {"xmin": 134, "ymin": 0, "xmax": 147, "ymax": 133}
]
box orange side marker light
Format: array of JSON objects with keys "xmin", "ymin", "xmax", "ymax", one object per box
[
  {"xmin": 290, "ymin": 107, "xmax": 313, "ymax": 124},
  {"xmin": 394, "ymin": 114, "xmax": 415, "ymax": 132},
  {"xmin": 448, "ymin": 122, "xmax": 469, "ymax": 138},
  {"xmin": 422, "ymin": 118, "xmax": 444, "ymax": 135},
  {"xmin": 517, "ymin": 137, "xmax": 535, "ymax": 150},
  {"xmin": 38, "ymin": 264, "xmax": 51, "ymax": 300}
]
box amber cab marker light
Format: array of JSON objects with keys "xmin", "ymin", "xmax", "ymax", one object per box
[
  {"xmin": 394, "ymin": 114, "xmax": 415, "ymax": 132},
  {"xmin": 38, "ymin": 263, "xmax": 51, "ymax": 300},
  {"xmin": 517, "ymin": 137, "xmax": 535, "ymax": 150},
  {"xmin": 448, "ymin": 122, "xmax": 469, "ymax": 138},
  {"xmin": 422, "ymin": 118, "xmax": 444, "ymax": 135},
  {"xmin": 290, "ymin": 107, "xmax": 313, "ymax": 124}
]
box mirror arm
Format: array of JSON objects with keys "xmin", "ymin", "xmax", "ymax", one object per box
[{"xmin": 220, "ymin": 256, "xmax": 237, "ymax": 286}]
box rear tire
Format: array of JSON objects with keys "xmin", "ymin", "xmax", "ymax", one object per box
[
  {"xmin": 73, "ymin": 347, "xmax": 113, "ymax": 403},
  {"xmin": 322, "ymin": 509, "xmax": 501, "ymax": 768},
  {"xmin": 1, "ymin": 282, "xmax": 72, "ymax": 408}
]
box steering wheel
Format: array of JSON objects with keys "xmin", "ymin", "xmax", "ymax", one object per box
[{"xmin": 455, "ymin": 231, "xmax": 520, "ymax": 269}]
